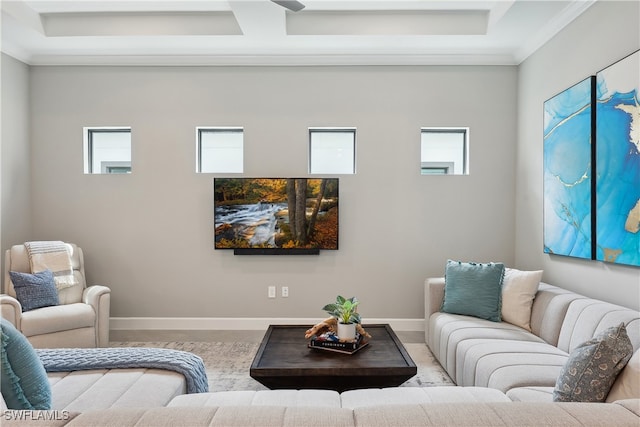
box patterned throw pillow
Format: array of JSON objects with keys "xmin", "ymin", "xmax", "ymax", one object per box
[
  {"xmin": 441, "ymin": 260, "xmax": 505, "ymax": 322},
  {"xmin": 553, "ymin": 323, "xmax": 633, "ymax": 402},
  {"xmin": 9, "ymin": 270, "xmax": 59, "ymax": 312}
]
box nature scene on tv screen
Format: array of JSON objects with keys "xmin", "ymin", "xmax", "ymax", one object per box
[{"xmin": 214, "ymin": 178, "xmax": 338, "ymax": 250}]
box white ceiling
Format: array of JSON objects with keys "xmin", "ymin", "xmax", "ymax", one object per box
[{"xmin": 1, "ymin": 0, "xmax": 596, "ymax": 66}]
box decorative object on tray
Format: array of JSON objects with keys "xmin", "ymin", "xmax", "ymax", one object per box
[
  {"xmin": 305, "ymin": 295, "xmax": 371, "ymax": 354},
  {"xmin": 305, "ymin": 316, "xmax": 371, "ymax": 340},
  {"xmin": 322, "ymin": 295, "xmax": 364, "ymax": 340},
  {"xmin": 308, "ymin": 331, "xmax": 369, "ymax": 354}
]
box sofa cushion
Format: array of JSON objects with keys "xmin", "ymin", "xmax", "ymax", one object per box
[
  {"xmin": 427, "ymin": 312, "xmax": 546, "ymax": 379},
  {"xmin": 167, "ymin": 387, "xmax": 511, "ymax": 410},
  {"xmin": 441, "ymin": 260, "xmax": 504, "ymax": 322},
  {"xmin": 352, "ymin": 401, "xmax": 640, "ymax": 427},
  {"xmin": 71, "ymin": 406, "xmax": 357, "ymax": 427},
  {"xmin": 607, "ymin": 350, "xmax": 640, "ymax": 402},
  {"xmin": 20, "ymin": 303, "xmax": 95, "ymax": 337},
  {"xmin": 616, "ymin": 399, "xmax": 640, "ymax": 418},
  {"xmin": 554, "ymin": 323, "xmax": 633, "ymax": 402},
  {"xmin": 528, "ymin": 283, "xmax": 586, "ymax": 347},
  {"xmin": 48, "ymin": 368, "xmax": 186, "ymax": 410},
  {"xmin": 501, "ymin": 268, "xmax": 542, "ymax": 331},
  {"xmin": 506, "ymin": 386, "xmax": 554, "ymax": 402},
  {"xmin": 168, "ymin": 390, "xmax": 341, "ymax": 408},
  {"xmin": 0, "ymin": 318, "xmax": 51, "ymax": 410},
  {"xmin": 340, "ymin": 386, "xmax": 510, "ymax": 409},
  {"xmin": 556, "ymin": 299, "xmax": 640, "ymax": 354},
  {"xmin": 9, "ymin": 270, "xmax": 59, "ymax": 312},
  {"xmin": 455, "ymin": 339, "xmax": 568, "ymax": 391}
]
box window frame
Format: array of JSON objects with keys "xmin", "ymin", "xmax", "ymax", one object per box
[
  {"xmin": 196, "ymin": 127, "xmax": 244, "ymax": 174},
  {"xmin": 308, "ymin": 127, "xmax": 357, "ymax": 175},
  {"xmin": 84, "ymin": 127, "xmax": 132, "ymax": 174},
  {"xmin": 420, "ymin": 127, "xmax": 469, "ymax": 175}
]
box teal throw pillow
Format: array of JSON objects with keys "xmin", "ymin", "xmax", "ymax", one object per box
[
  {"xmin": 9, "ymin": 270, "xmax": 59, "ymax": 312},
  {"xmin": 553, "ymin": 323, "xmax": 633, "ymax": 402},
  {"xmin": 0, "ymin": 318, "xmax": 52, "ymax": 410},
  {"xmin": 441, "ymin": 260, "xmax": 505, "ymax": 322}
]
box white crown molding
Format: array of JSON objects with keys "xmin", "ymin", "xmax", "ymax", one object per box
[
  {"xmin": 0, "ymin": 41, "xmax": 30, "ymax": 65},
  {"xmin": 513, "ymin": 0, "xmax": 597, "ymax": 64},
  {"xmin": 19, "ymin": 52, "xmax": 517, "ymax": 67},
  {"xmin": 110, "ymin": 317, "xmax": 426, "ymax": 331}
]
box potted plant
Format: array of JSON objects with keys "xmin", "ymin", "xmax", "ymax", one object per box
[{"xmin": 322, "ymin": 295, "xmax": 361, "ymax": 340}]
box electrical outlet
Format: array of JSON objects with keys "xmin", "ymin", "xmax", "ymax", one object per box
[
  {"xmin": 268, "ymin": 286, "xmax": 276, "ymax": 298},
  {"xmin": 281, "ymin": 286, "xmax": 289, "ymax": 298}
]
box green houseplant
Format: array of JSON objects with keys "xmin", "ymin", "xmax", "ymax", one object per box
[{"xmin": 322, "ymin": 296, "xmax": 361, "ymax": 340}]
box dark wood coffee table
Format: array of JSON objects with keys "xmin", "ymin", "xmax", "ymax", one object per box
[{"xmin": 250, "ymin": 324, "xmax": 417, "ymax": 392}]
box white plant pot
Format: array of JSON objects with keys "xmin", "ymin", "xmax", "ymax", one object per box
[{"xmin": 337, "ymin": 322, "xmax": 357, "ymax": 341}]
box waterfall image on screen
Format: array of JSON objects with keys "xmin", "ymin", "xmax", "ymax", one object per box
[{"xmin": 214, "ymin": 178, "xmax": 339, "ymax": 251}]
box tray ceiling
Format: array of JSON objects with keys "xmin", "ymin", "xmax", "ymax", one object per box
[{"xmin": 1, "ymin": 0, "xmax": 596, "ymax": 66}]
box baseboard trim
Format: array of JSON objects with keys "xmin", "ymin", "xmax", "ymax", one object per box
[{"xmin": 110, "ymin": 317, "xmax": 425, "ymax": 332}]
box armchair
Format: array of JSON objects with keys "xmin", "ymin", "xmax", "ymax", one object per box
[{"xmin": 1, "ymin": 243, "xmax": 110, "ymax": 348}]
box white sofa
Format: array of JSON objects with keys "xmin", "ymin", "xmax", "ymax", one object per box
[
  {"xmin": 3, "ymin": 392, "xmax": 639, "ymax": 426},
  {"xmin": 425, "ymin": 277, "xmax": 640, "ymax": 401},
  {"xmin": 2, "ymin": 279, "xmax": 640, "ymax": 426}
]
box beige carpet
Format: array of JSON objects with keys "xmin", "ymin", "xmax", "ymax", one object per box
[{"xmin": 110, "ymin": 341, "xmax": 453, "ymax": 392}]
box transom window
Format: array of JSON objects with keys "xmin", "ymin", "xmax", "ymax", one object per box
[
  {"xmin": 197, "ymin": 127, "xmax": 244, "ymax": 173},
  {"xmin": 421, "ymin": 128, "xmax": 469, "ymax": 175},
  {"xmin": 309, "ymin": 128, "xmax": 356, "ymax": 174},
  {"xmin": 83, "ymin": 127, "xmax": 132, "ymax": 174}
]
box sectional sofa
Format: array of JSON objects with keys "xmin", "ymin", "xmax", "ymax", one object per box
[
  {"xmin": 2, "ymin": 276, "xmax": 640, "ymax": 426},
  {"xmin": 425, "ymin": 277, "xmax": 640, "ymax": 402},
  {"xmin": 3, "ymin": 387, "xmax": 639, "ymax": 426}
]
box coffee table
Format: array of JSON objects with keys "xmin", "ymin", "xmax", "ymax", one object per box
[{"xmin": 250, "ymin": 324, "xmax": 417, "ymax": 392}]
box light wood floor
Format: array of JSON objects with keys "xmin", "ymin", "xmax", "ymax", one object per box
[{"xmin": 109, "ymin": 329, "xmax": 425, "ymax": 344}]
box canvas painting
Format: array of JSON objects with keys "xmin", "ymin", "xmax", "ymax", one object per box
[
  {"xmin": 543, "ymin": 77, "xmax": 595, "ymax": 260},
  {"xmin": 595, "ymin": 51, "xmax": 640, "ymax": 266}
]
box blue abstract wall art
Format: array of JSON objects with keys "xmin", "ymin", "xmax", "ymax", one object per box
[
  {"xmin": 595, "ymin": 51, "xmax": 640, "ymax": 267},
  {"xmin": 543, "ymin": 77, "xmax": 595, "ymax": 260}
]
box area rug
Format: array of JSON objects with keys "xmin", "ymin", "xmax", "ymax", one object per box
[{"xmin": 110, "ymin": 341, "xmax": 454, "ymax": 392}]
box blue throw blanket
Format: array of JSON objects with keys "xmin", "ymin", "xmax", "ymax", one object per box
[{"xmin": 37, "ymin": 347, "xmax": 209, "ymax": 394}]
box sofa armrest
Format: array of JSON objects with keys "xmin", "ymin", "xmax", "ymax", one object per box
[
  {"xmin": 0, "ymin": 294, "xmax": 22, "ymax": 330},
  {"xmin": 425, "ymin": 277, "xmax": 445, "ymax": 321},
  {"xmin": 83, "ymin": 285, "xmax": 110, "ymax": 306},
  {"xmin": 614, "ymin": 399, "xmax": 640, "ymax": 417},
  {"xmin": 83, "ymin": 285, "xmax": 111, "ymax": 347}
]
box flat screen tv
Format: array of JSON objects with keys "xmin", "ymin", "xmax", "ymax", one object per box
[{"xmin": 214, "ymin": 178, "xmax": 339, "ymax": 254}]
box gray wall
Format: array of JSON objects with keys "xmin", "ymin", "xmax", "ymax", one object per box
[
  {"xmin": 4, "ymin": 0, "xmax": 637, "ymax": 321},
  {"xmin": 1, "ymin": 53, "xmax": 32, "ymax": 278},
  {"xmin": 516, "ymin": 0, "xmax": 640, "ymax": 310},
  {"xmin": 25, "ymin": 65, "xmax": 517, "ymax": 319}
]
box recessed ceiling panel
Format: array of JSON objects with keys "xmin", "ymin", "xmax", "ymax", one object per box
[
  {"xmin": 42, "ymin": 12, "xmax": 242, "ymax": 37},
  {"xmin": 286, "ymin": 10, "xmax": 488, "ymax": 36}
]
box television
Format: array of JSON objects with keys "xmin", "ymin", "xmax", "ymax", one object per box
[{"xmin": 214, "ymin": 178, "xmax": 339, "ymax": 254}]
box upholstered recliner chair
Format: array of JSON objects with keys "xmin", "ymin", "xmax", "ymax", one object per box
[{"xmin": 1, "ymin": 243, "xmax": 110, "ymax": 348}]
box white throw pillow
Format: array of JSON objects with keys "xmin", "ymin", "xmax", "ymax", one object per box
[{"xmin": 501, "ymin": 268, "xmax": 543, "ymax": 331}]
